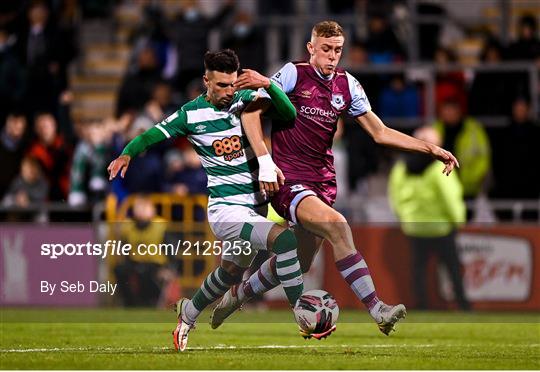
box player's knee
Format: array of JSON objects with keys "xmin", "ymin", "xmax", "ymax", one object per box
[
  {"xmin": 271, "ymin": 228, "xmax": 297, "ymax": 255},
  {"xmin": 321, "ymin": 212, "xmax": 348, "ymax": 240},
  {"xmin": 324, "ymin": 211, "xmax": 347, "ymax": 225}
]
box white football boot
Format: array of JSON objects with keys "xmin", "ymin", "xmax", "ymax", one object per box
[
  {"xmin": 376, "ymin": 303, "xmax": 407, "ymax": 335},
  {"xmin": 172, "ymin": 298, "xmax": 195, "ymax": 351},
  {"xmin": 210, "ymin": 284, "xmax": 243, "ymax": 329}
]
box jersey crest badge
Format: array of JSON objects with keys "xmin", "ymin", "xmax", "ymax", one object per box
[{"xmin": 331, "ymin": 94, "xmax": 345, "ymax": 110}]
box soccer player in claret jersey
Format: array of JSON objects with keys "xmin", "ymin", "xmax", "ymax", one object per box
[
  {"xmin": 211, "ymin": 21, "xmax": 460, "ymax": 338},
  {"xmin": 108, "ymin": 49, "xmax": 304, "ymax": 351}
]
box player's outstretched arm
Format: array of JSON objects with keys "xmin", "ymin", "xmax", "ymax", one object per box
[
  {"xmin": 356, "ymin": 111, "xmax": 460, "ymax": 176},
  {"xmin": 107, "ymin": 126, "xmax": 167, "ymax": 180},
  {"xmin": 241, "ymin": 99, "xmax": 285, "ymax": 194}
]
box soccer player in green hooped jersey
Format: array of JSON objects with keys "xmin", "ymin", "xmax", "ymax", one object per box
[{"xmin": 108, "ymin": 49, "xmax": 304, "ymax": 352}]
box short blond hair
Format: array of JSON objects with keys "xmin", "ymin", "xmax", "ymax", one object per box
[{"xmin": 311, "ymin": 21, "xmax": 345, "ymax": 38}]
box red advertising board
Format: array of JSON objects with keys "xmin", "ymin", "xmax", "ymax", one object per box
[{"xmin": 322, "ymin": 225, "xmax": 540, "ymax": 311}]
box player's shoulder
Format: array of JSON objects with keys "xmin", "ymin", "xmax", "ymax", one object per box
[
  {"xmin": 272, "ymin": 62, "xmax": 299, "ymax": 79},
  {"xmin": 182, "ymin": 95, "xmax": 204, "ymax": 112},
  {"xmin": 163, "ymin": 98, "xmax": 202, "ymax": 127},
  {"xmin": 292, "ymin": 60, "xmax": 309, "ymax": 67},
  {"xmin": 271, "ymin": 62, "xmax": 299, "ymax": 93},
  {"xmin": 336, "ymin": 68, "xmax": 361, "ymax": 86},
  {"xmin": 335, "ymin": 66, "xmax": 348, "ymax": 77},
  {"xmin": 291, "ymin": 61, "xmax": 309, "ymax": 72},
  {"xmin": 159, "ymin": 107, "xmax": 185, "ymax": 127},
  {"xmin": 342, "ymin": 70, "xmax": 364, "ymax": 91},
  {"xmin": 163, "ymin": 98, "xmax": 195, "ymax": 115}
]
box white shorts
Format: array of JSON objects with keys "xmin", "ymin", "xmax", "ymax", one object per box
[{"xmin": 207, "ymin": 204, "xmax": 274, "ymax": 268}]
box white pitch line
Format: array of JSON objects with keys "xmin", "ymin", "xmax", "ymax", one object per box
[
  {"xmin": 185, "ymin": 344, "xmax": 436, "ymax": 350},
  {"xmin": 1, "ymin": 347, "xmax": 88, "ymax": 353},
  {"xmin": 1, "ymin": 344, "xmax": 432, "ymax": 353},
  {"xmin": 2, "ymin": 343, "xmax": 538, "ymax": 353},
  {"xmin": 1, "ymin": 347, "xmax": 131, "ymax": 353}
]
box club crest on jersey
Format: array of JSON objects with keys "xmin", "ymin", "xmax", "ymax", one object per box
[{"xmin": 331, "ymin": 94, "xmax": 345, "ymax": 110}]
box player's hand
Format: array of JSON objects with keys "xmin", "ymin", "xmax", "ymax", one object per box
[
  {"xmin": 276, "ymin": 166, "xmax": 285, "ymax": 186},
  {"xmin": 257, "ymin": 155, "xmax": 285, "ymax": 196},
  {"xmin": 259, "ymin": 166, "xmax": 286, "ymax": 196},
  {"xmin": 107, "ymin": 155, "xmax": 131, "ymax": 180},
  {"xmin": 431, "ymin": 146, "xmax": 459, "ymax": 176},
  {"xmin": 234, "ymin": 69, "xmax": 271, "ymax": 90},
  {"xmin": 259, "ymin": 174, "xmax": 279, "ymax": 196}
]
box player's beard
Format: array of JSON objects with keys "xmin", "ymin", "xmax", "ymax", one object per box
[
  {"xmin": 219, "ymin": 96, "xmax": 232, "ymax": 107},
  {"xmin": 208, "ymin": 94, "xmax": 231, "ymax": 109}
]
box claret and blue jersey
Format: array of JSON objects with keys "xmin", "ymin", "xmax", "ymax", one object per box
[{"xmin": 260, "ymin": 61, "xmax": 372, "ymax": 183}]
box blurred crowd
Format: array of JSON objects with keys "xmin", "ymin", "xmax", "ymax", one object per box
[{"xmin": 1, "ymin": 0, "xmax": 539, "ymax": 222}]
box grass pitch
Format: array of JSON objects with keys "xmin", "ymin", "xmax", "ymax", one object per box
[{"xmin": 1, "ymin": 308, "xmax": 539, "ymax": 370}]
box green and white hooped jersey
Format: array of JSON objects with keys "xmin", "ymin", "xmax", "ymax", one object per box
[{"xmin": 155, "ymin": 90, "xmax": 266, "ymax": 209}]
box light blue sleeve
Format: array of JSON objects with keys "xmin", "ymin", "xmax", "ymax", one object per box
[
  {"xmin": 258, "ymin": 62, "xmax": 298, "ymax": 98},
  {"xmin": 346, "ymin": 72, "xmax": 372, "ymax": 117}
]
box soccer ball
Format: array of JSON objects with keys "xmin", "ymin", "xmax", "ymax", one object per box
[{"xmin": 293, "ymin": 289, "xmax": 339, "ymax": 335}]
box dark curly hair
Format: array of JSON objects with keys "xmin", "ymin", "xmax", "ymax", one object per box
[{"xmin": 204, "ymin": 49, "xmax": 240, "ymax": 73}]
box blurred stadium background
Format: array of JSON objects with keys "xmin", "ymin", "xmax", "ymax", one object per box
[{"xmin": 1, "ymin": 0, "xmax": 540, "ymax": 318}]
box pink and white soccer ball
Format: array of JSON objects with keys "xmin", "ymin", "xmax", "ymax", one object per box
[{"xmin": 293, "ymin": 289, "xmax": 339, "ymax": 334}]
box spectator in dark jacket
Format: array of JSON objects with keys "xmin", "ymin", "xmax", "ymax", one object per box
[
  {"xmin": 16, "ymin": 1, "xmax": 65, "ymax": 116},
  {"xmin": 2, "ymin": 156, "xmax": 49, "ymax": 207},
  {"xmin": 490, "ymin": 97, "xmax": 540, "ymax": 202},
  {"xmin": 222, "ymin": 11, "xmax": 266, "ymax": 72},
  {"xmin": 507, "ymin": 14, "xmax": 540, "ymax": 61},
  {"xmin": 170, "ymin": 0, "xmax": 233, "ymax": 92},
  {"xmin": 116, "ymin": 46, "xmax": 162, "ymax": 117},
  {"xmin": 469, "ymin": 39, "xmax": 529, "ymax": 116},
  {"xmin": 0, "ymin": 28, "xmax": 26, "ymax": 123},
  {"xmin": 365, "ymin": 13, "xmax": 405, "ymax": 63},
  {"xmin": 0, "ymin": 112, "xmax": 27, "ymax": 198}
]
